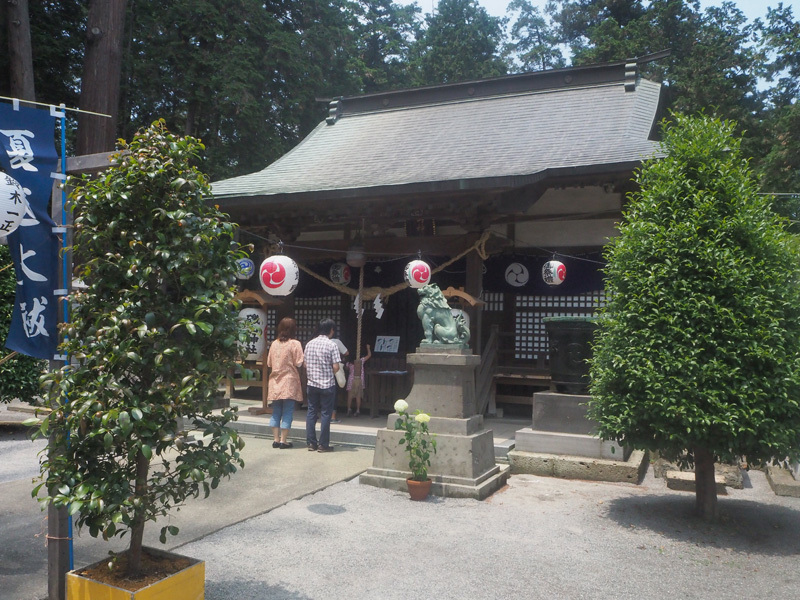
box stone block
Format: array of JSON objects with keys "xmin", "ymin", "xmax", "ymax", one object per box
[
  {"xmin": 766, "ymin": 466, "xmax": 800, "ymax": 498},
  {"xmin": 515, "ymin": 428, "xmax": 626, "ymax": 460},
  {"xmin": 665, "ymin": 470, "xmax": 727, "ymax": 495},
  {"xmin": 371, "ymin": 427, "xmax": 497, "ymax": 479},
  {"xmin": 386, "ymin": 413, "xmax": 484, "ymax": 436},
  {"xmin": 359, "ymin": 464, "xmax": 510, "ymax": 500},
  {"xmin": 404, "ymin": 352, "xmax": 480, "ymax": 418},
  {"xmin": 532, "ymin": 392, "xmax": 595, "ymax": 435},
  {"xmin": 508, "ymin": 449, "xmax": 647, "ymax": 483}
]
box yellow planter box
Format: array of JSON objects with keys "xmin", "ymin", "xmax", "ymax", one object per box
[{"xmin": 66, "ymin": 547, "xmax": 204, "ymax": 600}]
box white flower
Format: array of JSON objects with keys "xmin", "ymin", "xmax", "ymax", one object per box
[
  {"xmin": 415, "ymin": 412, "xmax": 431, "ymax": 424},
  {"xmin": 394, "ymin": 399, "xmax": 409, "ymax": 413}
]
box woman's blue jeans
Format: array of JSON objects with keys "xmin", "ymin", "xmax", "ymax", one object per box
[{"xmin": 269, "ymin": 399, "xmax": 296, "ymax": 430}]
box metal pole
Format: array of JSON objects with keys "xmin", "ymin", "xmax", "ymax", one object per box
[{"xmin": 47, "ymin": 104, "xmax": 72, "ymax": 600}]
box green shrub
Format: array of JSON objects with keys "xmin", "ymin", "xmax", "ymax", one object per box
[
  {"xmin": 589, "ymin": 113, "xmax": 800, "ymax": 519},
  {"xmin": 32, "ymin": 120, "xmax": 247, "ymax": 576},
  {"xmin": 0, "ymin": 245, "xmax": 45, "ymax": 404}
]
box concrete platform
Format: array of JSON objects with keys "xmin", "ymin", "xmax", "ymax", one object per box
[
  {"xmin": 508, "ymin": 448, "xmax": 648, "ymax": 483},
  {"xmin": 226, "ymin": 398, "xmax": 525, "ymax": 461}
]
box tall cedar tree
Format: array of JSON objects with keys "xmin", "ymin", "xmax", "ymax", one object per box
[
  {"xmin": 411, "ymin": 0, "xmax": 508, "ymax": 85},
  {"xmin": 32, "ymin": 121, "xmax": 246, "ymax": 576},
  {"xmin": 589, "ymin": 113, "xmax": 800, "ymax": 520}
]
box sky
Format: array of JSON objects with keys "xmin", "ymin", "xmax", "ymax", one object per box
[{"xmin": 406, "ymin": 0, "xmax": 799, "ymax": 23}]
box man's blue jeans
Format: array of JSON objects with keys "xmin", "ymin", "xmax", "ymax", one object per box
[{"xmin": 306, "ymin": 385, "xmax": 336, "ymax": 448}]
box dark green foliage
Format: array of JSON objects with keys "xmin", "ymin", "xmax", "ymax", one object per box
[
  {"xmin": 32, "ymin": 121, "xmax": 246, "ymax": 573},
  {"xmin": 0, "ymin": 245, "xmax": 46, "ymax": 403},
  {"xmin": 411, "ymin": 0, "xmax": 508, "ymax": 85},
  {"xmin": 589, "ymin": 113, "xmax": 800, "ymax": 471},
  {"xmin": 506, "ymin": 0, "xmax": 566, "ymax": 71}
]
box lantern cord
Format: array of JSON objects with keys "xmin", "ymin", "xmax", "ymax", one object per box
[
  {"xmin": 0, "ymin": 96, "xmax": 112, "ymax": 118},
  {"xmin": 291, "ymin": 229, "xmax": 494, "ymax": 300}
]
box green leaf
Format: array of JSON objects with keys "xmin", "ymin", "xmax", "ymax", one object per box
[{"xmin": 141, "ymin": 444, "xmax": 153, "ymax": 460}]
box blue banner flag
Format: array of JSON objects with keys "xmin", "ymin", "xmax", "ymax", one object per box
[{"xmin": 0, "ymin": 103, "xmax": 60, "ymax": 360}]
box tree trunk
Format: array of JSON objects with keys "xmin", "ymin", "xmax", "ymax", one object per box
[
  {"xmin": 76, "ymin": 0, "xmax": 127, "ymax": 155},
  {"xmin": 7, "ymin": 0, "xmax": 36, "ymax": 100},
  {"xmin": 127, "ymin": 448, "xmax": 150, "ymax": 577},
  {"xmin": 694, "ymin": 446, "xmax": 718, "ymax": 521}
]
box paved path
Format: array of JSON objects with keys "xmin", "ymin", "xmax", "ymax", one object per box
[{"xmin": 3, "ymin": 400, "xmax": 800, "ymax": 600}]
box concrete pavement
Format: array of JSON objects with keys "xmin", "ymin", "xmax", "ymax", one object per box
[{"xmin": 3, "ymin": 399, "xmax": 800, "ymax": 600}]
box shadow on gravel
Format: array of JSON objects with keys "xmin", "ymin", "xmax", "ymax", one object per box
[
  {"xmin": 604, "ymin": 494, "xmax": 800, "ymax": 556},
  {"xmin": 206, "ymin": 579, "xmax": 312, "ymax": 600}
]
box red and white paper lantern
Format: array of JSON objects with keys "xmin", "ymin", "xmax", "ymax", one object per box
[
  {"xmin": 0, "ymin": 173, "xmax": 27, "ymax": 237},
  {"xmin": 329, "ymin": 262, "xmax": 351, "ymax": 285},
  {"xmin": 404, "ymin": 259, "xmax": 431, "ymax": 289},
  {"xmin": 259, "ymin": 255, "xmax": 299, "ymax": 296},
  {"xmin": 542, "ymin": 260, "xmax": 566, "ymax": 286}
]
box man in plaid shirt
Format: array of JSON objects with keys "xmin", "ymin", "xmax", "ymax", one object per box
[{"xmin": 304, "ymin": 318, "xmax": 342, "ymax": 452}]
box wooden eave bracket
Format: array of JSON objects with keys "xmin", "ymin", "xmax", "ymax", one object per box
[
  {"xmin": 234, "ymin": 289, "xmax": 283, "ymax": 310},
  {"xmin": 442, "ymin": 286, "xmax": 484, "ymax": 307}
]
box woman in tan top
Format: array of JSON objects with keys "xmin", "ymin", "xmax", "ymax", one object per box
[{"xmin": 267, "ymin": 317, "xmax": 304, "ymax": 449}]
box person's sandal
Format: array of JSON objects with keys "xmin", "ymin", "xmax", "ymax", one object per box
[
  {"xmin": 279, "ymin": 442, "xmax": 293, "ymax": 449},
  {"xmin": 272, "ymin": 441, "xmax": 280, "ymax": 448}
]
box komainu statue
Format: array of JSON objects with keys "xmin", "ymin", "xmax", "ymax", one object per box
[{"xmin": 417, "ymin": 284, "xmax": 470, "ymax": 346}]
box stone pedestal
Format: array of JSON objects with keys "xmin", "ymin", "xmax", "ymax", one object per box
[
  {"xmin": 360, "ymin": 349, "xmax": 509, "ymax": 500},
  {"xmin": 509, "ymin": 391, "xmax": 645, "ymax": 483}
]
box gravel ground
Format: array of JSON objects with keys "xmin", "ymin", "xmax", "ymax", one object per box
[{"xmin": 183, "ymin": 468, "xmax": 800, "ymax": 600}]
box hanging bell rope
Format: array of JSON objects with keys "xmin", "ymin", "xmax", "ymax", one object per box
[{"xmin": 355, "ymin": 264, "xmax": 365, "ymax": 365}]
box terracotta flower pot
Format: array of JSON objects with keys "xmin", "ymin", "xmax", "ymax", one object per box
[{"xmin": 407, "ymin": 477, "xmax": 432, "ymax": 501}]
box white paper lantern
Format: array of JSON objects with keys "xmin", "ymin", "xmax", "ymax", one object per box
[
  {"xmin": 238, "ymin": 307, "xmax": 267, "ymax": 360},
  {"xmin": 504, "ymin": 262, "xmax": 529, "ymax": 287},
  {"xmin": 404, "ymin": 259, "xmax": 431, "ymax": 289},
  {"xmin": 542, "ymin": 260, "xmax": 566, "ymax": 286},
  {"xmin": 329, "ymin": 262, "xmax": 351, "ymax": 285},
  {"xmin": 235, "ymin": 257, "xmax": 255, "ymax": 280},
  {"xmin": 259, "ymin": 255, "xmax": 299, "ymax": 296},
  {"xmin": 0, "ymin": 173, "xmax": 27, "ymax": 237}
]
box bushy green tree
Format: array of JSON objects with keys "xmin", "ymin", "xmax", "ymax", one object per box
[
  {"xmin": 589, "ymin": 113, "xmax": 800, "ymax": 520},
  {"xmin": 0, "ymin": 245, "xmax": 45, "ymax": 403},
  {"xmin": 32, "ymin": 120, "xmax": 246, "ymax": 576}
]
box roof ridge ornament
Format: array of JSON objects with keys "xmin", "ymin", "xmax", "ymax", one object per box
[
  {"xmin": 326, "ymin": 97, "xmax": 342, "ymax": 125},
  {"xmin": 624, "ymin": 61, "xmax": 638, "ymax": 91}
]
